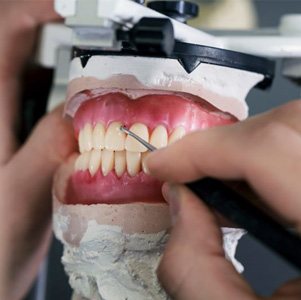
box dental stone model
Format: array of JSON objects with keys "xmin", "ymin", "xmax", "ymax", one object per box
[
  {"xmin": 52, "ymin": 55, "xmax": 264, "ymax": 300},
  {"xmin": 52, "ymin": 1, "xmax": 274, "ymax": 299}
]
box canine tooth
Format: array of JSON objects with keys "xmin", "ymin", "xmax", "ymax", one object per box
[
  {"xmin": 83, "ymin": 123, "xmax": 93, "ymax": 152},
  {"xmin": 150, "ymin": 125, "xmax": 168, "ymax": 149},
  {"xmin": 75, "ymin": 155, "xmax": 83, "ymax": 171},
  {"xmin": 125, "ymin": 123, "xmax": 149, "ymax": 152},
  {"xmin": 78, "ymin": 130, "xmax": 85, "ymax": 153},
  {"xmin": 169, "ymin": 127, "xmax": 186, "ymax": 144},
  {"xmin": 93, "ymin": 123, "xmax": 105, "ymax": 150},
  {"xmin": 89, "ymin": 149, "xmax": 102, "ymax": 176},
  {"xmin": 105, "ymin": 122, "xmax": 126, "ymax": 151},
  {"xmin": 102, "ymin": 150, "xmax": 114, "ymax": 176},
  {"xmin": 82, "ymin": 152, "xmax": 91, "ymax": 170},
  {"xmin": 126, "ymin": 151, "xmax": 141, "ymax": 177},
  {"xmin": 115, "ymin": 151, "xmax": 126, "ymax": 177},
  {"xmin": 75, "ymin": 152, "xmax": 90, "ymax": 171}
]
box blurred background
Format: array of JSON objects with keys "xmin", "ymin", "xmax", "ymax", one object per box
[{"xmin": 25, "ymin": 0, "xmax": 301, "ymax": 299}]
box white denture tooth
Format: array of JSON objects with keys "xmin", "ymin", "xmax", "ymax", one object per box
[
  {"xmin": 75, "ymin": 155, "xmax": 83, "ymax": 171},
  {"xmin": 150, "ymin": 125, "xmax": 168, "ymax": 149},
  {"xmin": 83, "ymin": 123, "xmax": 93, "ymax": 152},
  {"xmin": 105, "ymin": 122, "xmax": 126, "ymax": 151},
  {"xmin": 169, "ymin": 126, "xmax": 186, "ymax": 144},
  {"xmin": 89, "ymin": 149, "xmax": 102, "ymax": 176},
  {"xmin": 115, "ymin": 151, "xmax": 126, "ymax": 177},
  {"xmin": 102, "ymin": 149, "xmax": 114, "ymax": 176},
  {"xmin": 125, "ymin": 123, "xmax": 149, "ymax": 152},
  {"xmin": 75, "ymin": 152, "xmax": 90, "ymax": 171},
  {"xmin": 126, "ymin": 151, "xmax": 141, "ymax": 177},
  {"xmin": 78, "ymin": 130, "xmax": 85, "ymax": 153},
  {"xmin": 141, "ymin": 152, "xmax": 150, "ymax": 174},
  {"xmin": 93, "ymin": 123, "xmax": 105, "ymax": 150}
]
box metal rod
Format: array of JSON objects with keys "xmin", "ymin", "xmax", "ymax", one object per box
[{"xmin": 120, "ymin": 126, "xmax": 157, "ymax": 152}]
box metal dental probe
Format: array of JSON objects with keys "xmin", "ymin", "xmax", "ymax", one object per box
[{"xmin": 120, "ymin": 125, "xmax": 301, "ymax": 271}]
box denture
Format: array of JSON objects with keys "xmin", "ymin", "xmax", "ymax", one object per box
[
  {"xmin": 66, "ymin": 91, "xmax": 235, "ymax": 205},
  {"xmin": 53, "ymin": 54, "xmax": 257, "ymax": 299}
]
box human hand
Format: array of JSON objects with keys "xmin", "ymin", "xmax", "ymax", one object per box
[
  {"xmin": 146, "ymin": 100, "xmax": 301, "ymax": 299},
  {"xmin": 0, "ymin": 2, "xmax": 76, "ymax": 300}
]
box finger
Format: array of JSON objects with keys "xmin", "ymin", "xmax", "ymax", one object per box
[
  {"xmin": 157, "ymin": 184, "xmax": 257, "ymax": 300},
  {"xmin": 0, "ymin": 0, "xmax": 62, "ymax": 163},
  {"xmin": 0, "ymin": 105, "xmax": 76, "ymax": 297},
  {"xmin": 0, "ymin": 79, "xmax": 20, "ymax": 164},
  {"xmin": 271, "ymin": 278, "xmax": 301, "ymax": 299},
  {"xmin": 145, "ymin": 107, "xmax": 301, "ymax": 229},
  {"xmin": 24, "ymin": 0, "xmax": 61, "ymax": 23}
]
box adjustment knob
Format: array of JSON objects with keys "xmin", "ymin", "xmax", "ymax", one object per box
[{"xmin": 147, "ymin": 0, "xmax": 199, "ymax": 23}]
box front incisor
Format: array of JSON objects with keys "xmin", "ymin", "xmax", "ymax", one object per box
[
  {"xmin": 126, "ymin": 151, "xmax": 141, "ymax": 177},
  {"xmin": 141, "ymin": 152, "xmax": 150, "ymax": 174},
  {"xmin": 105, "ymin": 122, "xmax": 126, "ymax": 151},
  {"xmin": 102, "ymin": 149, "xmax": 114, "ymax": 176},
  {"xmin": 150, "ymin": 125, "xmax": 168, "ymax": 149},
  {"xmin": 89, "ymin": 149, "xmax": 102, "ymax": 176},
  {"xmin": 125, "ymin": 123, "xmax": 149, "ymax": 152},
  {"xmin": 169, "ymin": 126, "xmax": 186, "ymax": 144},
  {"xmin": 115, "ymin": 151, "xmax": 126, "ymax": 177},
  {"xmin": 93, "ymin": 123, "xmax": 105, "ymax": 150}
]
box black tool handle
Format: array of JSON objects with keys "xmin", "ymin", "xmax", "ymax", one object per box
[{"xmin": 187, "ymin": 178, "xmax": 301, "ymax": 271}]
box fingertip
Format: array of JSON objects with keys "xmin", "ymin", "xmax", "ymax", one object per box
[
  {"xmin": 38, "ymin": 107, "xmax": 76, "ymax": 164},
  {"xmin": 143, "ymin": 148, "xmax": 166, "ymax": 176}
]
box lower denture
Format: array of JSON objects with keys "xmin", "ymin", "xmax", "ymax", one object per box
[{"xmin": 66, "ymin": 92, "xmax": 236, "ymax": 205}]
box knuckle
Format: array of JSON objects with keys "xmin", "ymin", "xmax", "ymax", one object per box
[
  {"xmin": 280, "ymin": 99, "xmax": 301, "ymax": 115},
  {"xmin": 249, "ymin": 120, "xmax": 286, "ymax": 145},
  {"xmin": 272, "ymin": 99, "xmax": 301, "ymax": 123}
]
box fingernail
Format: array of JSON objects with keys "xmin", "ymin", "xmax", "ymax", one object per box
[{"xmin": 162, "ymin": 183, "xmax": 181, "ymax": 225}]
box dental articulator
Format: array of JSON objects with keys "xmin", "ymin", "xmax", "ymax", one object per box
[{"xmin": 42, "ymin": 0, "xmax": 301, "ymax": 271}]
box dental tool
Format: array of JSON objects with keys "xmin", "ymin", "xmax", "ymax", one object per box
[
  {"xmin": 121, "ymin": 126, "xmax": 157, "ymax": 151},
  {"xmin": 120, "ymin": 125, "xmax": 301, "ymax": 272}
]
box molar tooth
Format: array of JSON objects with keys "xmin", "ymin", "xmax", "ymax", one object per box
[
  {"xmin": 89, "ymin": 149, "xmax": 102, "ymax": 176},
  {"xmin": 102, "ymin": 149, "xmax": 114, "ymax": 176},
  {"xmin": 125, "ymin": 123, "xmax": 149, "ymax": 152},
  {"xmin": 83, "ymin": 123, "xmax": 93, "ymax": 152},
  {"xmin": 169, "ymin": 127, "xmax": 186, "ymax": 144},
  {"xmin": 78, "ymin": 130, "xmax": 85, "ymax": 153},
  {"xmin": 115, "ymin": 151, "xmax": 126, "ymax": 177},
  {"xmin": 150, "ymin": 125, "xmax": 168, "ymax": 149},
  {"xmin": 93, "ymin": 123, "xmax": 105, "ymax": 150},
  {"xmin": 126, "ymin": 151, "xmax": 141, "ymax": 177},
  {"xmin": 105, "ymin": 122, "xmax": 126, "ymax": 151}
]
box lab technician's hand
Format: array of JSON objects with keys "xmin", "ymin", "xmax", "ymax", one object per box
[
  {"xmin": 146, "ymin": 100, "xmax": 301, "ymax": 300},
  {"xmin": 0, "ymin": 2, "xmax": 76, "ymax": 300}
]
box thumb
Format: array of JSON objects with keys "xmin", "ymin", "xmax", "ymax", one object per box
[
  {"xmin": 0, "ymin": 105, "xmax": 76, "ymax": 298},
  {"xmin": 157, "ymin": 184, "xmax": 257, "ymax": 300},
  {"xmin": 4, "ymin": 104, "xmax": 76, "ymax": 213}
]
